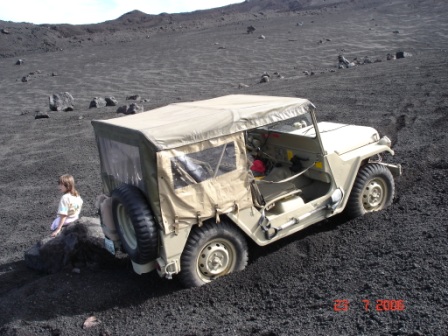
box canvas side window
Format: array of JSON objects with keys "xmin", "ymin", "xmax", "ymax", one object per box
[
  {"xmin": 97, "ymin": 137, "xmax": 144, "ymax": 192},
  {"xmin": 171, "ymin": 142, "xmax": 236, "ymax": 189}
]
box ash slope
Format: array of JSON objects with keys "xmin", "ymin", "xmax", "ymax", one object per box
[{"xmin": 0, "ymin": 0, "xmax": 447, "ymax": 335}]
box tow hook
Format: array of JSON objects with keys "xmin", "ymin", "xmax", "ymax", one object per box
[
  {"xmin": 164, "ymin": 261, "xmax": 177, "ymax": 280},
  {"xmin": 156, "ymin": 258, "xmax": 177, "ymax": 280}
]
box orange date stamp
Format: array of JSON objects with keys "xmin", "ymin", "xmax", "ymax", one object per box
[{"xmin": 334, "ymin": 299, "xmax": 405, "ymax": 312}]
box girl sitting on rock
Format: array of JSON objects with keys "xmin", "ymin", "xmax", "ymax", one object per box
[{"xmin": 50, "ymin": 174, "xmax": 83, "ymax": 237}]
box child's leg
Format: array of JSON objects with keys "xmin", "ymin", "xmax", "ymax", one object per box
[{"xmin": 50, "ymin": 218, "xmax": 60, "ymax": 231}]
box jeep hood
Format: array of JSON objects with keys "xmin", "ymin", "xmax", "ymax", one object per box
[{"xmin": 316, "ymin": 122, "xmax": 380, "ymax": 155}]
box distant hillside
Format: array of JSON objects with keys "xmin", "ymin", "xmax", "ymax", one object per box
[{"xmin": 0, "ymin": 0, "xmax": 356, "ymax": 57}]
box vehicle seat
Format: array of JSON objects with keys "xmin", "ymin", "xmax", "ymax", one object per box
[
  {"xmin": 254, "ymin": 166, "xmax": 299, "ymax": 203},
  {"xmin": 256, "ymin": 181, "xmax": 298, "ymax": 203}
]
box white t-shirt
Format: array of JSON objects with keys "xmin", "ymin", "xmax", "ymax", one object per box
[{"xmin": 57, "ymin": 193, "xmax": 83, "ymax": 223}]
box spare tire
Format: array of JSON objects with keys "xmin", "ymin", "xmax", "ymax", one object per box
[{"xmin": 111, "ymin": 184, "xmax": 158, "ymax": 264}]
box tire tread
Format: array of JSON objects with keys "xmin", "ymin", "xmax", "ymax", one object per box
[
  {"xmin": 345, "ymin": 163, "xmax": 395, "ymax": 219},
  {"xmin": 111, "ymin": 184, "xmax": 158, "ymax": 264}
]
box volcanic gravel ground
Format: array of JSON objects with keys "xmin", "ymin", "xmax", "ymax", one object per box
[{"xmin": 0, "ymin": 0, "xmax": 447, "ymax": 335}]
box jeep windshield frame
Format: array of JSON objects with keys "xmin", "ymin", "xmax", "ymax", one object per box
[{"xmin": 259, "ymin": 111, "xmax": 317, "ymax": 138}]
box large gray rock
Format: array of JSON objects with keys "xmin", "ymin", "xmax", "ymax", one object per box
[
  {"xmin": 337, "ymin": 55, "xmax": 356, "ymax": 69},
  {"xmin": 116, "ymin": 105, "xmax": 127, "ymax": 114},
  {"xmin": 105, "ymin": 96, "xmax": 118, "ymax": 106},
  {"xmin": 24, "ymin": 217, "xmax": 122, "ymax": 273},
  {"xmin": 89, "ymin": 97, "xmax": 107, "ymax": 108},
  {"xmin": 49, "ymin": 92, "xmax": 74, "ymax": 111},
  {"xmin": 117, "ymin": 103, "xmax": 143, "ymax": 115}
]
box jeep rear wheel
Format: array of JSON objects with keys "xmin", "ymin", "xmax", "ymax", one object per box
[
  {"xmin": 179, "ymin": 221, "xmax": 248, "ymax": 288},
  {"xmin": 111, "ymin": 184, "xmax": 158, "ymax": 264},
  {"xmin": 345, "ymin": 163, "xmax": 394, "ymax": 219}
]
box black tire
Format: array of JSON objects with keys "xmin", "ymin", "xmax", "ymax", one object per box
[
  {"xmin": 345, "ymin": 163, "xmax": 395, "ymax": 219},
  {"xmin": 179, "ymin": 220, "xmax": 248, "ymax": 288},
  {"xmin": 111, "ymin": 184, "xmax": 158, "ymax": 264}
]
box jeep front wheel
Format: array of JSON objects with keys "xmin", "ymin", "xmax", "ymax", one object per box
[
  {"xmin": 345, "ymin": 163, "xmax": 394, "ymax": 219},
  {"xmin": 179, "ymin": 221, "xmax": 248, "ymax": 288}
]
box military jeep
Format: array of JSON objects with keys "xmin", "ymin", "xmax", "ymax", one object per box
[{"xmin": 92, "ymin": 94, "xmax": 401, "ymax": 288}]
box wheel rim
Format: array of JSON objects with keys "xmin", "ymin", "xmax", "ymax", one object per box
[
  {"xmin": 196, "ymin": 239, "xmax": 236, "ymax": 283},
  {"xmin": 116, "ymin": 203, "xmax": 137, "ymax": 249},
  {"xmin": 362, "ymin": 177, "xmax": 388, "ymax": 211}
]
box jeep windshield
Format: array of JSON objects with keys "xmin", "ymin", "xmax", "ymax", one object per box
[{"xmin": 260, "ymin": 112, "xmax": 316, "ymax": 138}]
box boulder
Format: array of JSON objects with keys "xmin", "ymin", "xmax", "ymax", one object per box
[
  {"xmin": 260, "ymin": 72, "xmax": 270, "ymax": 83},
  {"xmin": 35, "ymin": 111, "xmax": 49, "ymax": 119},
  {"xmin": 49, "ymin": 92, "xmax": 74, "ymax": 111},
  {"xmin": 24, "ymin": 217, "xmax": 122, "ymax": 273},
  {"xmin": 105, "ymin": 96, "xmax": 118, "ymax": 106},
  {"xmin": 338, "ymin": 55, "xmax": 350, "ymax": 65},
  {"xmin": 126, "ymin": 94, "xmax": 141, "ymax": 101},
  {"xmin": 337, "ymin": 55, "xmax": 356, "ymax": 68},
  {"xmin": 16, "ymin": 59, "xmax": 24, "ymax": 65},
  {"xmin": 273, "ymin": 72, "xmax": 284, "ymax": 79},
  {"xmin": 24, "ymin": 243, "xmax": 46, "ymax": 271},
  {"xmin": 117, "ymin": 103, "xmax": 143, "ymax": 115},
  {"xmin": 127, "ymin": 103, "xmax": 143, "ymax": 114},
  {"xmin": 247, "ymin": 25, "xmax": 255, "ymax": 34},
  {"xmin": 396, "ymin": 51, "xmax": 412, "ymax": 59},
  {"xmin": 363, "ymin": 56, "xmax": 372, "ymax": 64},
  {"xmin": 116, "ymin": 105, "xmax": 128, "ymax": 114},
  {"xmin": 89, "ymin": 97, "xmax": 107, "ymax": 108}
]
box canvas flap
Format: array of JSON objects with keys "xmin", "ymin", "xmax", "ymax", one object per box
[{"xmin": 156, "ymin": 133, "xmax": 253, "ymax": 233}]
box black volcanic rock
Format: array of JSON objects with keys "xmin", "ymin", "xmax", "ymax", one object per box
[{"xmin": 105, "ymin": 96, "xmax": 118, "ymax": 106}]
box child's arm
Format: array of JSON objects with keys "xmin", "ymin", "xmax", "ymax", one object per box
[{"xmin": 51, "ymin": 215, "xmax": 67, "ymax": 237}]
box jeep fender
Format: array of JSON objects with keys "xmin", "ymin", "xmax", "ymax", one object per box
[{"xmin": 326, "ymin": 142, "xmax": 397, "ymax": 213}]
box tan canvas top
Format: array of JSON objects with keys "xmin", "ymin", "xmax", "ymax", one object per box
[{"xmin": 97, "ymin": 94, "xmax": 314, "ymax": 150}]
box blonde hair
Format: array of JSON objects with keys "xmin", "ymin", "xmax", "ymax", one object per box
[{"xmin": 58, "ymin": 174, "xmax": 79, "ymax": 197}]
